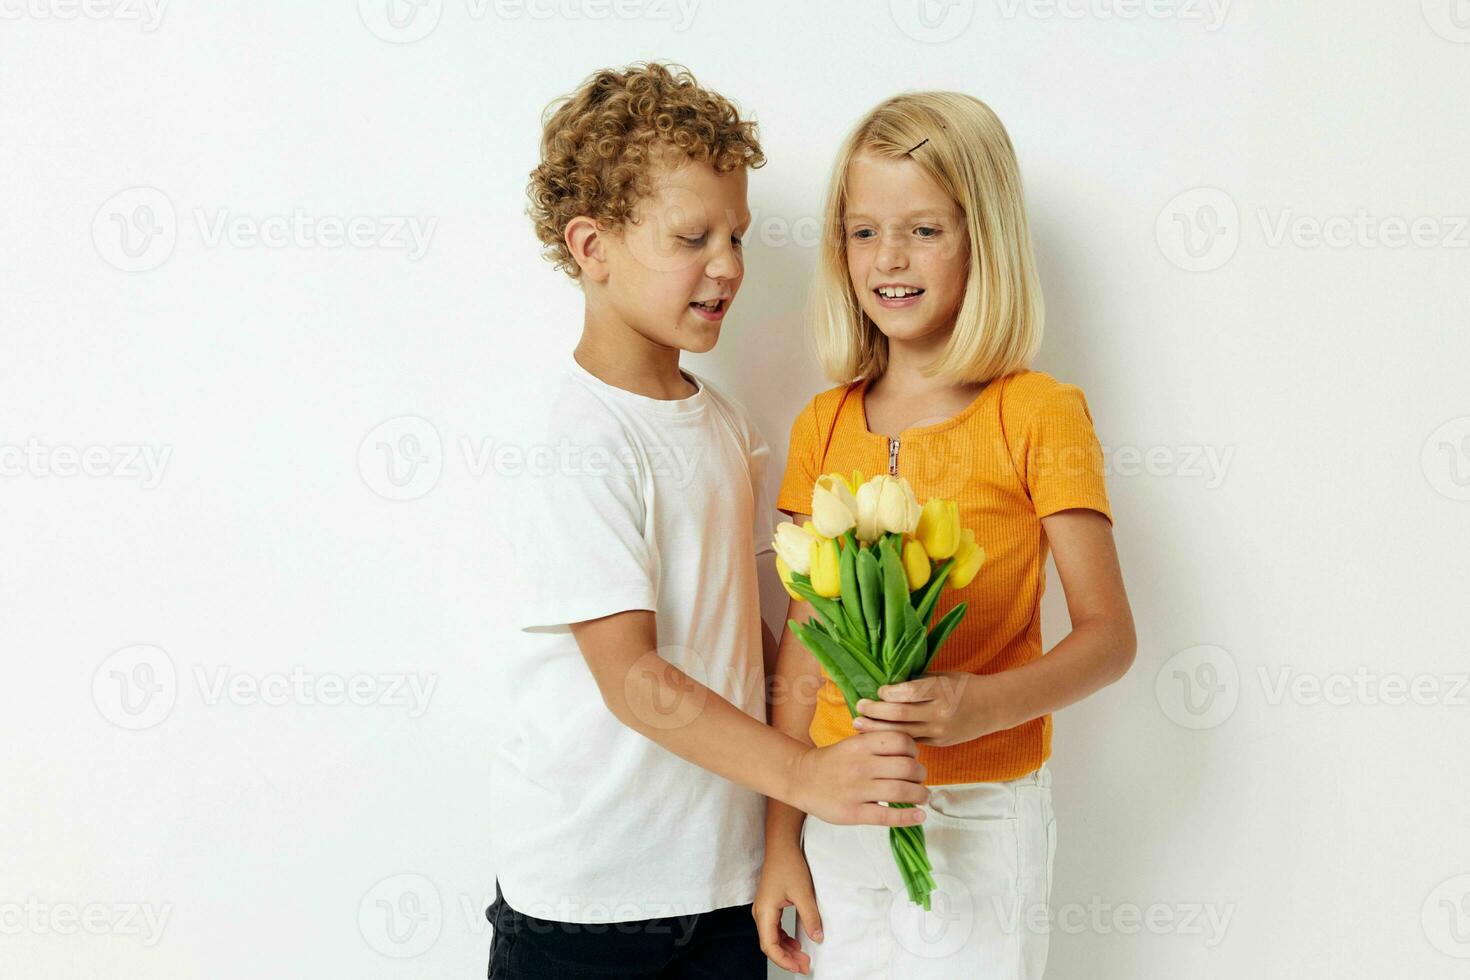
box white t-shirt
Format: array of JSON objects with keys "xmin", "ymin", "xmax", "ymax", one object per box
[{"xmin": 490, "ymin": 356, "xmax": 775, "ymax": 924}]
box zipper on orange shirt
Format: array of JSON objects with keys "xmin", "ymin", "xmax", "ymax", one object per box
[{"xmin": 888, "ymin": 436, "xmax": 900, "ymax": 475}]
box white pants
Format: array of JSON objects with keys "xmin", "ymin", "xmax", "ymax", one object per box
[{"xmin": 798, "ymin": 764, "xmax": 1056, "ymax": 980}]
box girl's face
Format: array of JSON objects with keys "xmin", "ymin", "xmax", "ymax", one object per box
[{"xmin": 843, "ymin": 151, "xmax": 970, "ymax": 348}]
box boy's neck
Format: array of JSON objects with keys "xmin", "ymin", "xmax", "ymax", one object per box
[{"xmin": 574, "ymin": 307, "xmax": 697, "ymax": 401}]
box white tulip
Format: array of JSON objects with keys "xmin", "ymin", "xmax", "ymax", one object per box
[{"xmin": 772, "ymin": 522, "xmax": 816, "ymax": 575}]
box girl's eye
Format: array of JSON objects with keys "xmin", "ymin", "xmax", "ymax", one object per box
[
  {"xmin": 850, "ymin": 228, "xmax": 875, "ymax": 241},
  {"xmin": 916, "ymin": 226, "xmax": 940, "ymax": 238}
]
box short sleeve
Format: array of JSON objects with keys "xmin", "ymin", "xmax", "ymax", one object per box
[
  {"xmin": 749, "ymin": 424, "xmax": 776, "ymax": 557},
  {"xmin": 776, "ymin": 399, "xmax": 821, "ymax": 518},
  {"xmin": 503, "ymin": 430, "xmax": 657, "ymax": 633},
  {"xmin": 1021, "ymin": 383, "xmax": 1114, "ymax": 525}
]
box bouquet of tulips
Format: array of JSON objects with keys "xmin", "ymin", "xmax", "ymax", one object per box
[{"xmin": 773, "ymin": 471, "xmax": 986, "ymax": 911}]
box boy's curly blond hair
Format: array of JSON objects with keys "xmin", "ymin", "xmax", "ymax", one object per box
[{"xmin": 528, "ymin": 62, "xmax": 765, "ymax": 279}]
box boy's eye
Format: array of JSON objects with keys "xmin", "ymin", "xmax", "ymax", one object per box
[
  {"xmin": 731, "ymin": 234, "xmax": 744, "ymax": 248},
  {"xmin": 679, "ymin": 234, "xmax": 706, "ymax": 247}
]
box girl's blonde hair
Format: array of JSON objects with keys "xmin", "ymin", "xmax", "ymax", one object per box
[{"xmin": 811, "ymin": 92, "xmax": 1044, "ymax": 384}]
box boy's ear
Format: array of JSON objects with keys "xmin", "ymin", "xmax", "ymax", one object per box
[{"xmin": 565, "ymin": 216, "xmax": 611, "ymax": 283}]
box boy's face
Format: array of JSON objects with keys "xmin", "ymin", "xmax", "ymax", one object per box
[
  {"xmin": 843, "ymin": 151, "xmax": 970, "ymax": 347},
  {"xmin": 597, "ymin": 159, "xmax": 751, "ymax": 355}
]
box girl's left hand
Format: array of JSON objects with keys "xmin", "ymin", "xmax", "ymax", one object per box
[{"xmin": 852, "ymin": 672, "xmax": 997, "ymax": 747}]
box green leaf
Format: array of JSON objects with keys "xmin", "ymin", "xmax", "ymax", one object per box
[
  {"xmin": 792, "ymin": 618, "xmax": 880, "ymax": 713},
  {"xmin": 891, "ymin": 623, "xmax": 930, "ymax": 683},
  {"xmin": 787, "ymin": 577, "xmax": 860, "ymax": 645},
  {"xmin": 856, "ymin": 548, "xmax": 883, "ymax": 653},
  {"xmin": 923, "ymin": 603, "xmax": 968, "ymax": 674},
  {"xmin": 790, "ymin": 619, "xmax": 859, "ymax": 714},
  {"xmin": 837, "ymin": 532, "xmax": 866, "ymax": 640},
  {"xmin": 879, "ymin": 538, "xmax": 907, "ymax": 673},
  {"xmin": 913, "ymin": 558, "xmax": 955, "ymax": 629}
]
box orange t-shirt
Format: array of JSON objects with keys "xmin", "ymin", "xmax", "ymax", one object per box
[{"xmin": 776, "ymin": 370, "xmax": 1113, "ymax": 785}]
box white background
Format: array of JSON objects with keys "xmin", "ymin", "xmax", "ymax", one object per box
[{"xmin": 2, "ymin": 2, "xmax": 1468, "ymax": 977}]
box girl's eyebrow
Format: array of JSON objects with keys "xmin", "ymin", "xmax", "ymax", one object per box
[{"xmin": 844, "ymin": 209, "xmax": 954, "ymax": 222}]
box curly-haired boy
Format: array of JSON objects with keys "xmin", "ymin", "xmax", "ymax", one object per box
[{"xmin": 487, "ymin": 62, "xmax": 931, "ymax": 978}]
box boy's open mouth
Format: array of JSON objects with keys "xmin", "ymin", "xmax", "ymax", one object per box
[{"xmin": 689, "ymin": 298, "xmax": 727, "ymax": 319}]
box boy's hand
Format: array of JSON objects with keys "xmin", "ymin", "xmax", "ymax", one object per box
[
  {"xmin": 851, "ymin": 672, "xmax": 997, "ymax": 747},
  {"xmin": 788, "ymin": 731, "xmax": 929, "ymax": 826},
  {"xmin": 753, "ymin": 842, "xmax": 822, "ymax": 975}
]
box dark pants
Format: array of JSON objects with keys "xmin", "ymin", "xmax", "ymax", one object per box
[{"xmin": 485, "ymin": 880, "xmax": 765, "ymax": 979}]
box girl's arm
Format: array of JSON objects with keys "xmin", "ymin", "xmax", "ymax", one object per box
[{"xmin": 853, "ymin": 508, "xmax": 1136, "ymax": 743}]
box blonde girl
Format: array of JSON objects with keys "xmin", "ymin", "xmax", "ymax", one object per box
[{"xmin": 753, "ymin": 92, "xmax": 1137, "ymax": 979}]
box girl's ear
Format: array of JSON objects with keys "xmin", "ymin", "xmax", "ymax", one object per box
[{"xmin": 565, "ymin": 216, "xmax": 611, "ymax": 283}]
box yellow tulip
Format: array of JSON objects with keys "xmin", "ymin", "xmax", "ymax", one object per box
[
  {"xmin": 902, "ymin": 537, "xmax": 931, "ymax": 590},
  {"xmin": 773, "ymin": 522, "xmax": 816, "ymax": 575},
  {"xmin": 915, "ymin": 498, "xmax": 961, "ymax": 560},
  {"xmin": 775, "ymin": 555, "xmax": 802, "ymax": 601},
  {"xmin": 948, "ymin": 528, "xmax": 987, "ymax": 589},
  {"xmin": 809, "ymin": 536, "xmax": 842, "ymax": 598},
  {"xmin": 811, "ymin": 474, "xmax": 858, "ymax": 539}
]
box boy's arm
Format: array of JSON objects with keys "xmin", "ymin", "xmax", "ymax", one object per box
[
  {"xmin": 763, "ymin": 592, "xmax": 826, "ymax": 856},
  {"xmin": 570, "ymin": 609, "xmax": 929, "ymax": 827}
]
